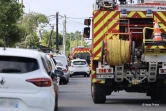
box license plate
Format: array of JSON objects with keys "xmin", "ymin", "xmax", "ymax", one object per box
[
  {"xmin": 96, "ymin": 75, "xmax": 114, "ymax": 79},
  {"xmin": 0, "ymin": 98, "xmax": 19, "ymax": 108}
]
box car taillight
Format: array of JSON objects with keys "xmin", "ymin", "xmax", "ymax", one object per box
[
  {"xmin": 26, "ymin": 78, "xmax": 52, "ymax": 87},
  {"xmin": 63, "ymin": 69, "xmax": 67, "ymax": 73}
]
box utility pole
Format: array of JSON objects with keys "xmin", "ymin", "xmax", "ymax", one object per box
[
  {"xmin": 63, "ymin": 15, "xmax": 66, "ymax": 55},
  {"xmin": 21, "ymin": 0, "xmax": 23, "ymax": 9},
  {"xmin": 70, "ymin": 34, "xmax": 71, "ymax": 55},
  {"xmin": 56, "ymin": 12, "xmax": 59, "ymax": 53}
]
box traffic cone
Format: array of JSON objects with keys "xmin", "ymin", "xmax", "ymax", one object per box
[{"xmin": 153, "ymin": 19, "xmax": 162, "ymax": 42}]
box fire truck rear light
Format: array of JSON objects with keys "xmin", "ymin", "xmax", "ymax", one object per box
[
  {"xmin": 104, "ymin": 69, "xmax": 107, "ymax": 73},
  {"xmin": 108, "ymin": 69, "xmax": 111, "ymax": 73},
  {"xmin": 96, "ymin": 68, "xmax": 113, "ymax": 74}
]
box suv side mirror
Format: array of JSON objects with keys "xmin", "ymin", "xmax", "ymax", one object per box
[
  {"xmin": 84, "ymin": 19, "xmax": 91, "ymax": 26},
  {"xmin": 83, "ymin": 27, "xmax": 90, "ymax": 38}
]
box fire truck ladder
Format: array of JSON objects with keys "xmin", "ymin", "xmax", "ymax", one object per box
[
  {"xmin": 115, "ymin": 65, "xmax": 124, "ymax": 82},
  {"xmin": 148, "ymin": 62, "xmax": 158, "ymax": 82}
]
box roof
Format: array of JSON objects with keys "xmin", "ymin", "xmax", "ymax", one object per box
[{"xmin": 0, "ymin": 47, "xmax": 40, "ymax": 58}]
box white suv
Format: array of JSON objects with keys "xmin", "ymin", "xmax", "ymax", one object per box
[
  {"xmin": 0, "ymin": 48, "xmax": 58, "ymax": 111},
  {"xmin": 68, "ymin": 59, "xmax": 90, "ymax": 77},
  {"xmin": 53, "ymin": 54, "xmax": 68, "ymax": 69}
]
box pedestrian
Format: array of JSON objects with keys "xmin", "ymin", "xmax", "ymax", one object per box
[{"xmin": 50, "ymin": 53, "xmax": 57, "ymax": 65}]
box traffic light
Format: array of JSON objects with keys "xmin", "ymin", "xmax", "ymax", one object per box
[
  {"xmin": 83, "ymin": 27, "xmax": 90, "ymax": 38},
  {"xmin": 84, "ymin": 19, "xmax": 91, "ymax": 26}
]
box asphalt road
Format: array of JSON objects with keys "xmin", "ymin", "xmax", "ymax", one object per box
[{"xmin": 58, "ymin": 76, "xmax": 166, "ymax": 111}]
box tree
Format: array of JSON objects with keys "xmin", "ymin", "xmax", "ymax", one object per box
[
  {"xmin": 65, "ymin": 31, "xmax": 90, "ymax": 55},
  {"xmin": 0, "ymin": 0, "xmax": 23, "ymax": 46},
  {"xmin": 41, "ymin": 30, "xmax": 63, "ymax": 48},
  {"xmin": 16, "ymin": 12, "xmax": 49, "ymax": 48}
]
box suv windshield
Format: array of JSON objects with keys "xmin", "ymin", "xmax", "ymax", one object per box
[
  {"xmin": 0, "ymin": 56, "xmax": 39, "ymax": 73},
  {"xmin": 73, "ymin": 61, "xmax": 86, "ymax": 65}
]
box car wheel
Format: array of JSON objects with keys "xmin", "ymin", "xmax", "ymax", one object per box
[
  {"xmin": 70, "ymin": 74, "xmax": 72, "ymax": 77},
  {"xmin": 67, "ymin": 78, "xmax": 69, "ymax": 83},
  {"xmin": 84, "ymin": 74, "xmax": 86, "ymax": 77},
  {"xmin": 87, "ymin": 74, "xmax": 90, "ymax": 77}
]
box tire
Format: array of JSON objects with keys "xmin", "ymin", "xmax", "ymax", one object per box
[
  {"xmin": 87, "ymin": 74, "xmax": 90, "ymax": 77},
  {"xmin": 160, "ymin": 89, "xmax": 166, "ymax": 103},
  {"xmin": 84, "ymin": 74, "xmax": 86, "ymax": 77},
  {"xmin": 67, "ymin": 78, "xmax": 69, "ymax": 83},
  {"xmin": 150, "ymin": 95, "xmax": 159, "ymax": 101},
  {"xmin": 70, "ymin": 74, "xmax": 72, "ymax": 77},
  {"xmin": 91, "ymin": 84, "xmax": 106, "ymax": 104}
]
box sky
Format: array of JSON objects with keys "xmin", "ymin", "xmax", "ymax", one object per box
[{"xmin": 23, "ymin": 0, "xmax": 94, "ymax": 34}]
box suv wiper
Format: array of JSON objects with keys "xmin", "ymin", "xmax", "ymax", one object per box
[{"xmin": 1, "ymin": 69, "xmax": 21, "ymax": 73}]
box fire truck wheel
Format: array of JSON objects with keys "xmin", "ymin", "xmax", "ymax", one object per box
[
  {"xmin": 91, "ymin": 84, "xmax": 106, "ymax": 104},
  {"xmin": 160, "ymin": 89, "xmax": 166, "ymax": 103},
  {"xmin": 150, "ymin": 94, "xmax": 159, "ymax": 101}
]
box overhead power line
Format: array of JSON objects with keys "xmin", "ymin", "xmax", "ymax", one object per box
[
  {"xmin": 66, "ymin": 17, "xmax": 89, "ymax": 19},
  {"xmin": 66, "ymin": 18, "xmax": 84, "ymax": 25}
]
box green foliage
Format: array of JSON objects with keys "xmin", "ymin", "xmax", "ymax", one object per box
[
  {"xmin": 65, "ymin": 31, "xmax": 90, "ymax": 55},
  {"xmin": 0, "ymin": 39, "xmax": 4, "ymax": 47},
  {"xmin": 0, "ymin": 0, "xmax": 23, "ymax": 46},
  {"xmin": 21, "ymin": 12, "xmax": 48, "ymax": 34},
  {"xmin": 41, "ymin": 31, "xmax": 63, "ymax": 47},
  {"xmin": 17, "ymin": 12, "xmax": 49, "ymax": 48}
]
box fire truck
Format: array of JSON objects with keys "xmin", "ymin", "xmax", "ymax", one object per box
[
  {"xmin": 71, "ymin": 46, "xmax": 91, "ymax": 60},
  {"xmin": 83, "ymin": 0, "xmax": 166, "ymax": 103}
]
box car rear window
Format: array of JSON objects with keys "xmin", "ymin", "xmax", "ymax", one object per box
[
  {"xmin": 73, "ymin": 61, "xmax": 86, "ymax": 65},
  {"xmin": 0, "ymin": 56, "xmax": 39, "ymax": 73}
]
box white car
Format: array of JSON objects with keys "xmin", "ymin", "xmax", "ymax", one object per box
[
  {"xmin": 53, "ymin": 54, "xmax": 68, "ymax": 69},
  {"xmin": 68, "ymin": 59, "xmax": 90, "ymax": 77},
  {"xmin": 0, "ymin": 48, "xmax": 58, "ymax": 111}
]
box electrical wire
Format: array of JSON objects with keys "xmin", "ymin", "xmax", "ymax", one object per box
[
  {"xmin": 66, "ymin": 19, "xmax": 84, "ymax": 25},
  {"xmin": 66, "ymin": 17, "xmax": 89, "ymax": 19}
]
